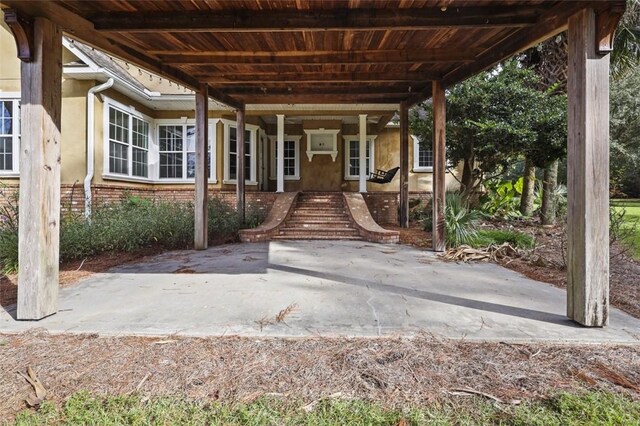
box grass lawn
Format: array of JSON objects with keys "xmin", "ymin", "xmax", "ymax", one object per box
[
  {"xmin": 611, "ymin": 199, "xmax": 640, "ymax": 260},
  {"xmin": 13, "ymin": 391, "xmax": 640, "ymax": 426}
]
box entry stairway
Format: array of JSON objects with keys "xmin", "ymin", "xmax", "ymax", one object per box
[{"xmin": 272, "ymin": 192, "xmax": 361, "ymax": 240}]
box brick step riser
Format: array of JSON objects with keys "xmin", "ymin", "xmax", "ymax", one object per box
[
  {"xmin": 291, "ymin": 210, "xmax": 347, "ymax": 216},
  {"xmin": 272, "ymin": 235, "xmax": 362, "ymax": 241},
  {"xmin": 295, "ymin": 202, "xmax": 344, "ymax": 207},
  {"xmin": 284, "ymin": 224, "xmax": 353, "ymax": 230},
  {"xmin": 279, "ymin": 230, "xmax": 359, "ymax": 237},
  {"xmin": 285, "ymin": 220, "xmax": 352, "ymax": 225}
]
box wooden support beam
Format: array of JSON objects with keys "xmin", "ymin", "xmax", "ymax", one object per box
[
  {"xmin": 399, "ymin": 101, "xmax": 409, "ymax": 229},
  {"xmin": 239, "ymin": 94, "xmax": 407, "ymax": 104},
  {"xmin": 236, "ymin": 107, "xmax": 246, "ymax": 223},
  {"xmin": 566, "ymin": 8, "xmax": 611, "ymax": 327},
  {"xmin": 17, "ymin": 17, "xmax": 62, "ymax": 320},
  {"xmin": 157, "ymin": 49, "xmax": 476, "ymax": 65},
  {"xmin": 201, "ymin": 71, "xmax": 439, "ymax": 84},
  {"xmin": 194, "ymin": 85, "xmax": 209, "ymax": 250},
  {"xmin": 432, "ymin": 81, "xmax": 446, "ymax": 252},
  {"xmin": 92, "ymin": 7, "xmax": 543, "ymax": 33}
]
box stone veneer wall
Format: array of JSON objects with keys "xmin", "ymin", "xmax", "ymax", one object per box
[{"xmin": 362, "ymin": 191, "xmax": 432, "ymax": 225}]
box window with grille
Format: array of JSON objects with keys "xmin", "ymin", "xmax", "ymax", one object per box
[
  {"xmin": 0, "ymin": 99, "xmax": 19, "ymax": 173},
  {"xmin": 413, "ymin": 135, "xmax": 433, "ymax": 171},
  {"xmin": 344, "ymin": 137, "xmax": 374, "ymax": 180},
  {"xmin": 271, "ymin": 136, "xmax": 300, "ymax": 180},
  {"xmin": 227, "ymin": 126, "xmax": 252, "ymax": 181}
]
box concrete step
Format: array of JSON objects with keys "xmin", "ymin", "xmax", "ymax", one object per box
[
  {"xmin": 295, "ymin": 202, "xmax": 344, "ymax": 208},
  {"xmin": 291, "ymin": 209, "xmax": 347, "ymax": 216}
]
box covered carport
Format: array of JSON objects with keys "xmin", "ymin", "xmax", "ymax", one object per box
[{"xmin": 1, "ymin": 0, "xmax": 624, "ymax": 327}]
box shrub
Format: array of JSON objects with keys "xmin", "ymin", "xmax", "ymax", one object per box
[
  {"xmin": 470, "ymin": 229, "xmax": 535, "ymax": 249},
  {"xmin": 0, "ymin": 193, "xmax": 265, "ymax": 272},
  {"xmin": 444, "ymin": 192, "xmax": 481, "ymax": 248},
  {"xmin": 480, "ymin": 178, "xmax": 527, "ymax": 219}
]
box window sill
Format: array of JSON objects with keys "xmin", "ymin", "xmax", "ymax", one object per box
[
  {"xmin": 0, "ymin": 172, "xmax": 20, "ymax": 179},
  {"xmin": 223, "ymin": 180, "xmax": 259, "ymax": 186},
  {"xmin": 344, "ymin": 176, "xmax": 366, "ymax": 181},
  {"xmin": 103, "ymin": 174, "xmax": 218, "ymax": 185},
  {"xmin": 269, "ymin": 176, "xmax": 301, "ymax": 181},
  {"xmin": 413, "ymin": 167, "xmax": 433, "ymax": 173}
]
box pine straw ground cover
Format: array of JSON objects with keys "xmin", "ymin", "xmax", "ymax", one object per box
[{"xmin": 1, "ymin": 333, "xmax": 639, "ymax": 423}]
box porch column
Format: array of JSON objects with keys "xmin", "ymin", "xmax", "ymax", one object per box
[
  {"xmin": 399, "ymin": 101, "xmax": 409, "ymax": 228},
  {"xmin": 16, "ymin": 18, "xmax": 62, "ymax": 320},
  {"xmin": 236, "ymin": 107, "xmax": 246, "ymax": 223},
  {"xmin": 432, "ymin": 81, "xmax": 446, "ymax": 252},
  {"xmin": 194, "ymin": 85, "xmax": 209, "ymax": 250},
  {"xmin": 359, "ymin": 114, "xmax": 367, "ymax": 193},
  {"xmin": 276, "ymin": 114, "xmax": 285, "ymax": 193},
  {"xmin": 567, "ymin": 7, "xmax": 611, "ymax": 326}
]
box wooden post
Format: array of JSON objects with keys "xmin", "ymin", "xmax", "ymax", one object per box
[
  {"xmin": 399, "ymin": 101, "xmax": 409, "ymax": 228},
  {"xmin": 359, "ymin": 114, "xmax": 368, "ymax": 193},
  {"xmin": 17, "ymin": 18, "xmax": 62, "ymax": 320},
  {"xmin": 567, "ymin": 7, "xmax": 610, "ymax": 327},
  {"xmin": 432, "ymin": 81, "xmax": 446, "ymax": 252},
  {"xmin": 236, "ymin": 107, "xmax": 246, "ymax": 223},
  {"xmin": 194, "ymin": 85, "xmax": 209, "ymax": 250},
  {"xmin": 276, "ymin": 114, "xmax": 285, "ymax": 193}
]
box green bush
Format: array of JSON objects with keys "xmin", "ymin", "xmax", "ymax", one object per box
[
  {"xmin": 0, "ymin": 193, "xmax": 264, "ymax": 273},
  {"xmin": 470, "ymin": 229, "xmax": 535, "ymax": 249},
  {"xmin": 444, "ymin": 192, "xmax": 481, "ymax": 248}
]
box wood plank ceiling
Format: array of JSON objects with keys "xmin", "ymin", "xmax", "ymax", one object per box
[{"xmin": 1, "ymin": 0, "xmax": 624, "ymax": 108}]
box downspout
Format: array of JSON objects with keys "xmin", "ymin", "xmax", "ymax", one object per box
[{"xmin": 84, "ymin": 78, "xmax": 114, "ymax": 218}]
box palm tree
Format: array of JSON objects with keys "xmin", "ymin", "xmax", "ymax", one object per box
[{"xmin": 521, "ymin": 0, "xmax": 640, "ymax": 225}]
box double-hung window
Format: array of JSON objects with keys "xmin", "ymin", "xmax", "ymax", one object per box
[
  {"xmin": 157, "ymin": 123, "xmax": 214, "ymax": 180},
  {"xmin": 412, "ymin": 135, "xmax": 433, "ymax": 172},
  {"xmin": 343, "ymin": 135, "xmax": 376, "ymax": 180},
  {"xmin": 270, "ymin": 136, "xmax": 301, "ymax": 180},
  {"xmin": 107, "ymin": 103, "xmax": 150, "ymax": 178},
  {"xmin": 223, "ymin": 120, "xmax": 257, "ymax": 184},
  {"xmin": 0, "ymin": 98, "xmax": 19, "ymax": 174}
]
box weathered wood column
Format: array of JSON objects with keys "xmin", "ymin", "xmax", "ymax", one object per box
[
  {"xmin": 399, "ymin": 101, "xmax": 409, "ymax": 228},
  {"xmin": 567, "ymin": 7, "xmax": 614, "ymax": 327},
  {"xmin": 276, "ymin": 114, "xmax": 285, "ymax": 193},
  {"xmin": 16, "ymin": 17, "xmax": 62, "ymax": 320},
  {"xmin": 432, "ymin": 81, "xmax": 446, "ymax": 252},
  {"xmin": 236, "ymin": 107, "xmax": 246, "ymax": 223},
  {"xmin": 359, "ymin": 114, "xmax": 368, "ymax": 193},
  {"xmin": 194, "ymin": 85, "xmax": 209, "ymax": 250}
]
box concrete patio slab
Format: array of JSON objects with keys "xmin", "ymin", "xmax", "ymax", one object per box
[{"xmin": 1, "ymin": 240, "xmax": 639, "ymax": 343}]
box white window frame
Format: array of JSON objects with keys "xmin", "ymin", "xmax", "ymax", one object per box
[
  {"xmin": 342, "ymin": 134, "xmax": 377, "ymax": 181},
  {"xmin": 222, "ymin": 118, "xmax": 259, "ymax": 185},
  {"xmin": 412, "ymin": 134, "xmax": 433, "ymax": 173},
  {"xmin": 103, "ymin": 98, "xmax": 154, "ymax": 182},
  {"xmin": 0, "ymin": 93, "xmax": 21, "ymax": 177},
  {"xmin": 269, "ymin": 135, "xmax": 301, "ymax": 181},
  {"xmin": 102, "ymin": 97, "xmax": 218, "ymax": 184},
  {"xmin": 155, "ymin": 118, "xmax": 217, "ymax": 183}
]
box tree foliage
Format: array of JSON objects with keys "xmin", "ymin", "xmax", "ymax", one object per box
[
  {"xmin": 610, "ymin": 70, "xmax": 640, "ymax": 197},
  {"xmin": 410, "ymin": 61, "xmax": 567, "ymax": 195}
]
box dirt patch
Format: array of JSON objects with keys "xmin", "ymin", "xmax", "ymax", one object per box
[
  {"xmin": 383, "ymin": 224, "xmax": 432, "ymax": 249},
  {"xmin": 478, "ymin": 220, "xmax": 640, "ymax": 320},
  {"xmin": 0, "ymin": 333, "xmax": 638, "ymax": 421}
]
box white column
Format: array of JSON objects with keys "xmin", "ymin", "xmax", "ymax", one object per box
[
  {"xmin": 359, "ymin": 114, "xmax": 367, "ymax": 193},
  {"xmin": 276, "ymin": 114, "xmax": 285, "ymax": 193}
]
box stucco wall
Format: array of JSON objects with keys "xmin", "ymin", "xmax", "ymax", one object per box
[{"xmin": 0, "ymin": 21, "xmax": 20, "ymax": 93}]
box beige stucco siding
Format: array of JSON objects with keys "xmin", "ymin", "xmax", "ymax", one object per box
[{"xmin": 0, "ymin": 21, "xmax": 20, "ymax": 93}]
